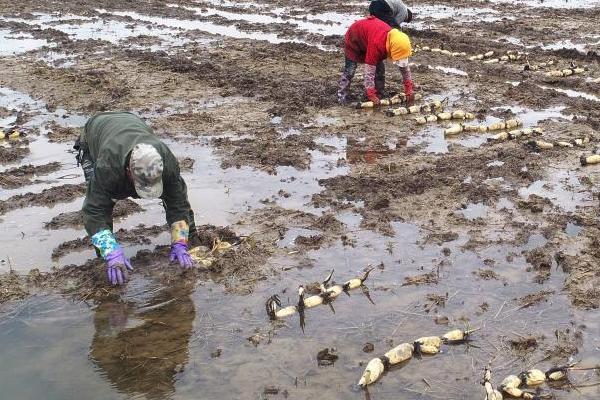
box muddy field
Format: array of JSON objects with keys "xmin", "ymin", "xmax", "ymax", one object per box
[{"xmin": 1, "ymin": 0, "xmax": 600, "ymax": 399}]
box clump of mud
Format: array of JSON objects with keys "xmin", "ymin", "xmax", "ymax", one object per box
[
  {"xmin": 0, "ymin": 161, "xmax": 61, "ymax": 188},
  {"xmin": 524, "ymin": 247, "xmax": 553, "ymax": 283},
  {"xmin": 177, "ymin": 157, "xmax": 195, "ymax": 171},
  {"xmin": 45, "ymin": 121, "xmax": 81, "ymax": 142},
  {"xmin": 0, "ymin": 144, "xmax": 30, "ymax": 163},
  {"xmin": 52, "ymin": 224, "xmax": 167, "ymax": 259},
  {"xmin": 212, "ymin": 132, "xmax": 316, "ymax": 173},
  {"xmin": 44, "ymin": 198, "xmax": 144, "ymax": 230},
  {"xmin": 194, "ymin": 224, "xmax": 240, "ymax": 248},
  {"xmin": 517, "ymin": 290, "xmax": 554, "ymax": 308},
  {"xmin": 403, "ymin": 269, "xmax": 439, "ymax": 286},
  {"xmin": 0, "ymin": 270, "xmax": 29, "ymax": 303},
  {"xmin": 0, "ymin": 183, "xmax": 86, "ymax": 215}
]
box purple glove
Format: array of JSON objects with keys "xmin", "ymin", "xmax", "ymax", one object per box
[
  {"xmin": 170, "ymin": 242, "xmax": 194, "ymax": 269},
  {"xmin": 105, "ymin": 249, "xmax": 133, "ymax": 285}
]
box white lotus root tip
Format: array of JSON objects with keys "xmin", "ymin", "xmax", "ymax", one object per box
[{"xmin": 358, "ymin": 357, "xmax": 385, "ymax": 387}]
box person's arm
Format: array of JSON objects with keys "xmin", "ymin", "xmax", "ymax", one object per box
[
  {"xmin": 83, "ymin": 175, "xmax": 133, "ymax": 285},
  {"xmin": 162, "ymin": 174, "xmax": 193, "ymax": 228},
  {"xmin": 364, "ymin": 63, "xmax": 380, "ymax": 104},
  {"xmin": 162, "ymin": 165, "xmax": 195, "ymax": 268},
  {"xmin": 83, "ymin": 175, "xmax": 116, "ymax": 238},
  {"xmin": 395, "ymin": 59, "xmax": 414, "ymax": 103}
]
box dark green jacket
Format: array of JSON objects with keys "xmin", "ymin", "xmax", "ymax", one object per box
[{"xmin": 82, "ymin": 112, "xmax": 192, "ymax": 236}]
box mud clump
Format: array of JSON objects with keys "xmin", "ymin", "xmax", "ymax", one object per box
[
  {"xmin": 0, "ymin": 144, "xmax": 30, "ymax": 163},
  {"xmin": 423, "ymin": 231, "xmax": 459, "ymax": 245},
  {"xmin": 403, "ymin": 269, "xmax": 439, "ymax": 286},
  {"xmin": 474, "ymin": 268, "xmax": 500, "ymax": 280},
  {"xmin": 44, "ymin": 198, "xmax": 144, "ymax": 230},
  {"xmin": 316, "ymin": 348, "xmax": 338, "ymax": 367},
  {"xmin": 517, "ymin": 290, "xmax": 554, "ymax": 308},
  {"xmin": 510, "ymin": 336, "xmax": 539, "ymax": 353},
  {"xmin": 524, "ymin": 247, "xmax": 553, "ymax": 283},
  {"xmin": 0, "ymin": 161, "xmax": 61, "ymax": 188},
  {"xmin": 0, "ymin": 183, "xmax": 86, "ymax": 215},
  {"xmin": 517, "ymin": 194, "xmax": 553, "ymax": 213},
  {"xmin": 46, "ymin": 121, "xmax": 81, "ymax": 142},
  {"xmin": 561, "ymin": 255, "xmax": 600, "ymax": 309},
  {"xmin": 212, "ymin": 133, "xmax": 316, "ymax": 173},
  {"xmin": 294, "ymin": 234, "xmax": 324, "ymax": 249},
  {"xmin": 194, "ymin": 224, "xmax": 240, "ymax": 248},
  {"xmin": 52, "ymin": 224, "xmax": 167, "ymax": 259},
  {"xmin": 177, "ymin": 157, "xmax": 195, "ymax": 171},
  {"xmin": 0, "ymin": 270, "xmax": 28, "ymax": 304}
]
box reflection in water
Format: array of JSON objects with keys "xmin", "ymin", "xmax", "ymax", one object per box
[
  {"xmin": 90, "ymin": 280, "xmax": 196, "ymax": 399},
  {"xmin": 346, "ymin": 137, "xmax": 406, "ymax": 165}
]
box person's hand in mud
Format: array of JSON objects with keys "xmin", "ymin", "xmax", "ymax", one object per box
[
  {"xmin": 170, "ymin": 243, "xmax": 194, "ymax": 269},
  {"xmin": 170, "ymin": 220, "xmax": 195, "ymax": 269},
  {"xmin": 106, "ymin": 249, "xmax": 133, "ymax": 285},
  {"xmin": 366, "ymin": 87, "xmax": 381, "ymax": 105},
  {"xmin": 91, "ymin": 229, "xmax": 133, "ymax": 286}
]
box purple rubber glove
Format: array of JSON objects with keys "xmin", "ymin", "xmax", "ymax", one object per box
[
  {"xmin": 170, "ymin": 242, "xmax": 194, "ymax": 269},
  {"xmin": 105, "ymin": 249, "xmax": 133, "ymax": 286}
]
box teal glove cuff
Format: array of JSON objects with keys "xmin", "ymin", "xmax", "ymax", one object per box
[{"xmin": 91, "ymin": 229, "xmax": 120, "ymax": 258}]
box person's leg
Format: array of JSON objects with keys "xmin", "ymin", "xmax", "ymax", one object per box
[
  {"xmin": 338, "ymin": 58, "xmax": 358, "ymax": 104},
  {"xmin": 375, "ymin": 61, "xmax": 386, "ymax": 97}
]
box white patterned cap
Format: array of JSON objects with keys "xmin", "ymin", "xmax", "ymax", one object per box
[{"xmin": 129, "ymin": 143, "xmax": 163, "ymax": 199}]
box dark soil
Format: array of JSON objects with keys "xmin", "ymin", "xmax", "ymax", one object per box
[
  {"xmin": 45, "ymin": 121, "xmax": 81, "ymax": 142},
  {"xmin": 51, "ymin": 224, "xmax": 167, "ymax": 259},
  {"xmin": 0, "ymin": 161, "xmax": 61, "ymax": 188},
  {"xmin": 0, "ymin": 144, "xmax": 30, "ymax": 163},
  {"xmin": 212, "ymin": 132, "xmax": 317, "ymax": 173},
  {"xmin": 44, "ymin": 198, "xmax": 144, "ymax": 230},
  {"xmin": 0, "ymin": 183, "xmax": 86, "ymax": 215}
]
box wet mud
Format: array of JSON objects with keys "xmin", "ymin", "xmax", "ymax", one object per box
[
  {"xmin": 0, "ymin": 183, "xmax": 85, "ymax": 215},
  {"xmin": 0, "ymin": 161, "xmax": 61, "ymax": 188},
  {"xmin": 44, "ymin": 198, "xmax": 144, "ymax": 230}
]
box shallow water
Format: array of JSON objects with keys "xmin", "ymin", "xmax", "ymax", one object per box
[
  {"xmin": 0, "ymin": 29, "xmax": 53, "ymax": 56},
  {"xmin": 490, "ymin": 0, "xmax": 600, "ymax": 9},
  {"xmin": 2, "ymin": 222, "xmax": 599, "ymax": 399}
]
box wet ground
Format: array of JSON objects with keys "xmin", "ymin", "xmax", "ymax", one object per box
[{"xmin": 1, "ymin": 0, "xmax": 600, "ymax": 399}]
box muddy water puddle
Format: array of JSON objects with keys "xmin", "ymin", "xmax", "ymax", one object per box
[
  {"xmin": 490, "ymin": 0, "xmax": 600, "ymax": 8},
  {"xmin": 518, "ymin": 170, "xmax": 594, "ymax": 212},
  {"xmin": 0, "ymin": 29, "xmax": 53, "ymax": 56},
  {"xmin": 538, "ymin": 85, "xmax": 600, "ymax": 103},
  {"xmin": 2, "ymin": 218, "xmax": 599, "ymax": 399}
]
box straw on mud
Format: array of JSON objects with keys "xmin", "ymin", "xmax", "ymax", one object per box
[{"xmin": 493, "ymin": 300, "xmax": 506, "ymax": 319}]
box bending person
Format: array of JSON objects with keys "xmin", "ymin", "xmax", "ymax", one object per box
[
  {"xmin": 338, "ymin": 16, "xmax": 414, "ymax": 105},
  {"xmin": 75, "ymin": 111, "xmax": 196, "ymax": 285}
]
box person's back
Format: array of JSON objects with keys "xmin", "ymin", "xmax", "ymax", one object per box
[
  {"xmin": 74, "ymin": 111, "xmax": 197, "ymax": 286},
  {"xmin": 85, "ymin": 111, "xmax": 162, "ymax": 164},
  {"xmin": 345, "ymin": 16, "xmax": 391, "ymax": 66}
]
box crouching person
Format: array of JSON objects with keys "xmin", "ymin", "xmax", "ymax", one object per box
[
  {"xmin": 338, "ymin": 16, "xmax": 414, "ymax": 105},
  {"xmin": 75, "ymin": 112, "xmax": 196, "ymax": 285}
]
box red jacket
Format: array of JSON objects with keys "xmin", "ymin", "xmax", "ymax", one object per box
[{"xmin": 344, "ymin": 16, "xmax": 391, "ymax": 65}]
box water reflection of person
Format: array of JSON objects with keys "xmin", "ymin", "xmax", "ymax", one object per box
[{"xmin": 90, "ymin": 279, "xmax": 195, "ymax": 399}]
